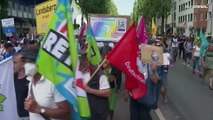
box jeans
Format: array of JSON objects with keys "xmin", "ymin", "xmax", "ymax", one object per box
[
  {"xmin": 193, "ymin": 56, "xmax": 201, "ymax": 72},
  {"xmin": 172, "ymin": 47, "xmax": 178, "ymax": 63},
  {"xmin": 130, "ymin": 96, "xmax": 152, "ymax": 120}
]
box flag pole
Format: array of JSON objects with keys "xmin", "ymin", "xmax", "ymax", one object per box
[{"xmin": 88, "ymin": 58, "xmax": 107, "ymax": 82}]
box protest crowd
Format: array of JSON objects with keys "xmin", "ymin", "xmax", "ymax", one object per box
[{"xmin": 0, "ymin": 0, "xmax": 213, "ymax": 120}]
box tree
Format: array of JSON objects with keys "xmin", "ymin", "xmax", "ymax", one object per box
[
  {"xmin": 0, "ymin": 0, "xmax": 9, "ymax": 39},
  {"xmin": 78, "ymin": 0, "xmax": 118, "ymax": 19},
  {"xmin": 132, "ymin": 0, "xmax": 172, "ymax": 36}
]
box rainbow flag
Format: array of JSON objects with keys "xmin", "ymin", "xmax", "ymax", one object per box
[{"xmin": 36, "ymin": 0, "xmax": 79, "ymax": 119}]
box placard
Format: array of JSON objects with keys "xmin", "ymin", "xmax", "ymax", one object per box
[
  {"xmin": 88, "ymin": 14, "xmax": 130, "ymax": 42},
  {"xmin": 140, "ymin": 44, "xmax": 163, "ymax": 65}
]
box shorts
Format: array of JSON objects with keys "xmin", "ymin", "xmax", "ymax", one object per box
[
  {"xmin": 161, "ymin": 71, "xmax": 168, "ymax": 87},
  {"xmin": 185, "ymin": 52, "xmax": 192, "ymax": 60}
]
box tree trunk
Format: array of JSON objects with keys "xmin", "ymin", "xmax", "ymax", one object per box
[{"xmin": 161, "ymin": 15, "xmax": 165, "ymax": 37}]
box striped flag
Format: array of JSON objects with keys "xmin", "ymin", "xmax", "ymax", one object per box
[
  {"xmin": 85, "ymin": 26, "xmax": 102, "ymax": 65},
  {"xmin": 75, "ymin": 61, "xmax": 90, "ymax": 118},
  {"xmin": 36, "ymin": 0, "xmax": 79, "ymax": 119}
]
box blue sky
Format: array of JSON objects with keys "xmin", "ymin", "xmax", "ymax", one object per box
[{"xmin": 114, "ymin": 0, "xmax": 135, "ymax": 15}]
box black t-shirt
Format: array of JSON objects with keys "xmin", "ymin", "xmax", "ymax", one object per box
[{"xmin": 14, "ymin": 74, "xmax": 30, "ymax": 117}]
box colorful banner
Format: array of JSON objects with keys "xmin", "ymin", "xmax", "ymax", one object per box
[
  {"xmin": 36, "ymin": 0, "xmax": 80, "ymax": 119},
  {"xmin": 0, "ymin": 57, "xmax": 19, "ymax": 120},
  {"xmin": 35, "ymin": 0, "xmax": 57, "ymax": 34},
  {"xmin": 86, "ymin": 26, "xmax": 102, "ymax": 65},
  {"xmin": 1, "ymin": 18, "xmax": 15, "ymax": 34},
  {"xmin": 89, "ymin": 15, "xmax": 128, "ymax": 42}
]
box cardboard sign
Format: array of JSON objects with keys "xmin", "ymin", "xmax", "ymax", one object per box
[{"xmin": 140, "ymin": 44, "xmax": 163, "ymax": 65}]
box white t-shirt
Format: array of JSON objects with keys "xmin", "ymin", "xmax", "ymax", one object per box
[
  {"xmin": 171, "ymin": 38, "xmax": 179, "ymax": 47},
  {"xmin": 28, "ymin": 76, "xmax": 65, "ymax": 120},
  {"xmin": 82, "ymin": 72, "xmax": 110, "ymax": 90},
  {"xmin": 193, "ymin": 45, "xmax": 200, "ymax": 57},
  {"xmin": 137, "ymin": 57, "xmax": 148, "ymax": 80}
]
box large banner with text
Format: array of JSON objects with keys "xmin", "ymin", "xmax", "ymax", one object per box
[
  {"xmin": 35, "ymin": 0, "xmax": 57, "ymax": 34},
  {"xmin": 88, "ymin": 14, "xmax": 130, "ymax": 42}
]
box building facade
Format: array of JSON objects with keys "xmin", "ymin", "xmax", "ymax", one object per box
[
  {"xmin": 175, "ymin": 0, "xmax": 208, "ymax": 36},
  {"xmin": 207, "ymin": 0, "xmax": 213, "ymax": 37},
  {"xmin": 2, "ymin": 0, "xmax": 36, "ymax": 37}
]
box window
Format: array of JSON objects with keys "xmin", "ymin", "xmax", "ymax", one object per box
[
  {"xmin": 174, "ymin": 13, "xmax": 176, "ymax": 20},
  {"xmin": 183, "ymin": 4, "xmax": 185, "ymax": 11},
  {"xmin": 191, "ymin": 0, "xmax": 193, "ymax": 6},
  {"xmin": 179, "ymin": 5, "xmax": 180, "ymax": 12},
  {"xmin": 189, "ymin": 1, "xmax": 191, "ymax": 8},
  {"xmin": 191, "ymin": 13, "xmax": 193, "ymax": 21},
  {"xmin": 179, "ymin": 16, "xmax": 181, "ymax": 23},
  {"xmin": 174, "ymin": 2, "xmax": 176, "ymax": 10},
  {"xmin": 188, "ymin": 14, "xmax": 190, "ymax": 21},
  {"xmin": 185, "ymin": 15, "xmax": 187, "ymax": 21},
  {"xmin": 205, "ymin": 12, "xmax": 207, "ymax": 19},
  {"xmin": 209, "ymin": 12, "xmax": 212, "ymax": 19}
]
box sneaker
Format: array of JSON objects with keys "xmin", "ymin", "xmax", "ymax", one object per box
[
  {"xmin": 192, "ymin": 70, "xmax": 195, "ymax": 75},
  {"xmin": 187, "ymin": 63, "xmax": 190, "ymax": 67},
  {"xmin": 163, "ymin": 97, "xmax": 168, "ymax": 104}
]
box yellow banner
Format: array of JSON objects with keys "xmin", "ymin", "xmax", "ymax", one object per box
[{"xmin": 35, "ymin": 0, "xmax": 57, "ymax": 34}]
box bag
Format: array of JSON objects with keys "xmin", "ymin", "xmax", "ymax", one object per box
[{"xmin": 137, "ymin": 65, "xmax": 161, "ymax": 109}]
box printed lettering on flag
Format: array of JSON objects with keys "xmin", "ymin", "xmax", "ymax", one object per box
[
  {"xmin": 106, "ymin": 23, "xmax": 146, "ymax": 99},
  {"xmin": 36, "ymin": 0, "xmax": 80, "ymax": 119}
]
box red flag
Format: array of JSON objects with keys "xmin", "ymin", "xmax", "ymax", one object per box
[
  {"xmin": 78, "ymin": 23, "xmax": 86, "ymax": 42},
  {"xmin": 106, "ymin": 23, "xmax": 146, "ymax": 99},
  {"xmin": 136, "ymin": 16, "xmax": 147, "ymax": 44}
]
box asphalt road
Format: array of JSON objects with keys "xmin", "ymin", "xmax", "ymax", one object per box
[{"xmin": 159, "ymin": 58, "xmax": 213, "ymax": 120}]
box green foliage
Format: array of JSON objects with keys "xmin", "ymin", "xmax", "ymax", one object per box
[
  {"xmin": 0, "ymin": 0, "xmax": 8, "ymax": 19},
  {"xmin": 0, "ymin": 0, "xmax": 9, "ymax": 38},
  {"xmin": 132, "ymin": 0, "xmax": 172, "ymax": 35},
  {"xmin": 79, "ymin": 0, "xmax": 118, "ymax": 18}
]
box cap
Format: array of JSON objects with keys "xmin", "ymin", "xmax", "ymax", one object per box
[
  {"xmin": 4, "ymin": 42, "xmax": 13, "ymax": 48},
  {"xmin": 22, "ymin": 48, "xmax": 39, "ymax": 62}
]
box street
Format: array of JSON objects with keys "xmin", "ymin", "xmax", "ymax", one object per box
[{"xmin": 112, "ymin": 58, "xmax": 213, "ymax": 120}]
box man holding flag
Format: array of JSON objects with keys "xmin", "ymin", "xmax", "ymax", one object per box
[
  {"xmin": 34, "ymin": 0, "xmax": 90, "ymax": 119},
  {"xmin": 23, "ymin": 49, "xmax": 71, "ymax": 120}
]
